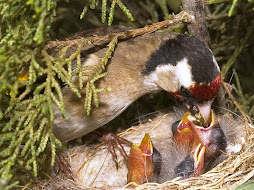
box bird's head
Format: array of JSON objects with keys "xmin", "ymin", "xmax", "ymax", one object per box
[
  {"xmin": 172, "ymin": 113, "xmax": 193, "ymax": 147},
  {"xmin": 143, "ymin": 34, "xmax": 221, "ymax": 124},
  {"xmin": 174, "ymin": 143, "xmax": 206, "ymax": 178},
  {"xmin": 187, "ymin": 110, "xmax": 227, "ymax": 158}
]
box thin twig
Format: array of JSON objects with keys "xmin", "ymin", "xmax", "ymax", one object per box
[
  {"xmin": 221, "ymin": 80, "xmax": 253, "ymax": 126},
  {"xmin": 21, "ymin": 182, "xmax": 31, "ymax": 190},
  {"xmin": 44, "ymin": 11, "xmax": 194, "ymax": 50}
]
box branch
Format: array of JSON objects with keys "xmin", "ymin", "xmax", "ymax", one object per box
[
  {"xmin": 182, "ymin": 0, "xmax": 211, "ymax": 47},
  {"xmin": 44, "ymin": 11, "xmax": 194, "ymax": 50},
  {"xmin": 221, "ymin": 80, "xmax": 253, "ymax": 127}
]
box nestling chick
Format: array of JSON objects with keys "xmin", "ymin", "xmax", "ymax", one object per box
[
  {"xmin": 127, "ymin": 133, "xmax": 206, "ymax": 184},
  {"xmin": 158, "ymin": 111, "xmax": 237, "ymax": 183},
  {"xmin": 176, "ymin": 110, "xmax": 227, "ymax": 159},
  {"xmin": 173, "ymin": 111, "xmax": 227, "ymax": 153},
  {"xmin": 173, "ymin": 143, "xmax": 206, "ymax": 179},
  {"xmin": 125, "ymin": 112, "xmax": 227, "ymax": 184},
  {"xmin": 52, "ymin": 27, "xmax": 221, "ymax": 142},
  {"xmin": 157, "ymin": 141, "xmax": 207, "ymax": 182},
  {"xmin": 127, "ymin": 133, "xmax": 161, "ymax": 184}
]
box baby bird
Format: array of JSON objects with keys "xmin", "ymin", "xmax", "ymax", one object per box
[
  {"xmin": 174, "ymin": 143, "xmax": 206, "ymax": 178},
  {"xmin": 176, "ymin": 110, "xmax": 227, "ymax": 159},
  {"xmin": 52, "ymin": 27, "xmax": 221, "ymax": 142},
  {"xmin": 127, "ymin": 133, "xmax": 205, "ymax": 184},
  {"xmin": 127, "ymin": 133, "xmax": 161, "ymax": 184},
  {"xmin": 158, "ymin": 111, "xmax": 227, "ymax": 182},
  {"xmin": 157, "ymin": 140, "xmax": 207, "ymax": 183},
  {"xmin": 173, "ymin": 111, "xmax": 227, "ymax": 152}
]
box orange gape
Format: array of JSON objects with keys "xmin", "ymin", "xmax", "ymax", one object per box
[
  {"xmin": 127, "ymin": 133, "xmax": 154, "ymax": 184},
  {"xmin": 173, "ymin": 112, "xmax": 194, "ymax": 148}
]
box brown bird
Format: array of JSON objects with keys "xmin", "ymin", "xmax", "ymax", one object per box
[{"xmin": 52, "ymin": 27, "xmax": 221, "ymax": 143}]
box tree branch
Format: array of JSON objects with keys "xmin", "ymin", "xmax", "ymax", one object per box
[
  {"xmin": 182, "ymin": 0, "xmax": 211, "ymax": 47},
  {"xmin": 44, "ymin": 11, "xmax": 194, "ymax": 50},
  {"xmin": 221, "ymin": 80, "xmax": 253, "ymax": 127}
]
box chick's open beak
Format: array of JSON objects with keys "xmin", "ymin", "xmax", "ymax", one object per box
[
  {"xmin": 177, "ymin": 112, "xmax": 192, "ymax": 132},
  {"xmin": 127, "ymin": 133, "xmax": 154, "ymax": 184},
  {"xmin": 191, "ymin": 110, "xmax": 216, "ymax": 147},
  {"xmin": 192, "ymin": 143, "xmax": 205, "ymax": 176},
  {"xmin": 139, "ymin": 133, "xmax": 153, "ymax": 155},
  {"xmin": 174, "ymin": 112, "xmax": 193, "ymax": 146},
  {"xmin": 175, "ymin": 110, "xmax": 220, "ymax": 177}
]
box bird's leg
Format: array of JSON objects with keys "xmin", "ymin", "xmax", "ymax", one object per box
[
  {"xmin": 81, "ymin": 128, "xmax": 133, "ymax": 169},
  {"xmin": 106, "ymin": 139, "xmax": 119, "ymax": 168},
  {"xmin": 88, "ymin": 129, "xmax": 132, "ymax": 169},
  {"xmin": 100, "ymin": 131, "xmax": 132, "ymax": 169},
  {"xmin": 52, "ymin": 153, "xmax": 73, "ymax": 179}
]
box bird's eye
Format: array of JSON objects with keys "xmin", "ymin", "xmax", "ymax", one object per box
[{"xmin": 180, "ymin": 86, "xmax": 192, "ymax": 98}]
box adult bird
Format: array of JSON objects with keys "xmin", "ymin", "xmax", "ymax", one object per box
[{"xmin": 52, "ymin": 27, "xmax": 221, "ymax": 142}]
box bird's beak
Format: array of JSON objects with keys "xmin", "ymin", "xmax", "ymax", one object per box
[
  {"xmin": 196, "ymin": 101, "xmax": 212, "ymax": 126},
  {"xmin": 190, "ymin": 110, "xmax": 216, "ymax": 147},
  {"xmin": 192, "ymin": 143, "xmax": 206, "ymax": 177},
  {"xmin": 139, "ymin": 133, "xmax": 153, "ymax": 156},
  {"xmin": 177, "ymin": 112, "xmax": 192, "ymax": 133},
  {"xmin": 174, "ymin": 112, "xmax": 193, "ymax": 146},
  {"xmin": 127, "ymin": 133, "xmax": 154, "ymax": 184}
]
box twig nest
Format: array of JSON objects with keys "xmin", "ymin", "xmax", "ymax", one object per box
[
  {"xmin": 69, "ymin": 112, "xmax": 179, "ymax": 188},
  {"xmin": 38, "ymin": 111, "xmax": 252, "ymax": 189}
]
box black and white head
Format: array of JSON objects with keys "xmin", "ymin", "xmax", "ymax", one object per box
[{"xmin": 143, "ymin": 34, "xmax": 221, "ymax": 123}]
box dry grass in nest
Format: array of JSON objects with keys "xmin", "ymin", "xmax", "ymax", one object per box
[{"xmin": 35, "ymin": 112, "xmax": 254, "ymax": 190}]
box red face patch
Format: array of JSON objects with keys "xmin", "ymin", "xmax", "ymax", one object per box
[{"xmin": 190, "ymin": 73, "xmax": 221, "ymax": 101}]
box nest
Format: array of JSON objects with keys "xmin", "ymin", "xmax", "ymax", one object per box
[
  {"xmin": 132, "ymin": 138, "xmax": 254, "ymax": 190},
  {"xmin": 35, "ymin": 110, "xmax": 254, "ymax": 190}
]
